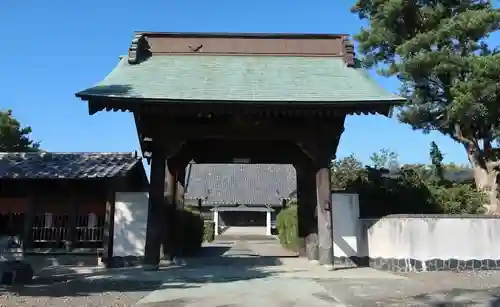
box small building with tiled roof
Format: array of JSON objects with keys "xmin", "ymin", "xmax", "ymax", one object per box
[
  {"xmin": 184, "ymin": 163, "xmax": 296, "ymax": 235},
  {"xmin": 0, "ymin": 152, "xmax": 148, "ymax": 264}
]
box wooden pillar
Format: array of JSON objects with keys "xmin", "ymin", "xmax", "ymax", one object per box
[
  {"xmin": 175, "ymin": 164, "xmax": 186, "ymax": 210},
  {"xmin": 315, "ymin": 157, "xmax": 333, "ymax": 266},
  {"xmin": 163, "ymin": 157, "xmax": 188, "ymax": 260},
  {"xmin": 144, "ymin": 145, "xmax": 167, "ymax": 268},
  {"xmin": 162, "ymin": 159, "xmax": 176, "ymax": 261},
  {"xmin": 175, "ymin": 161, "xmax": 187, "ymax": 257},
  {"xmin": 299, "ymin": 136, "xmax": 338, "ymax": 267},
  {"xmin": 295, "ymin": 161, "xmax": 319, "ymax": 261},
  {"xmin": 66, "ymin": 188, "xmax": 79, "ymax": 251},
  {"xmin": 102, "ymin": 188, "xmax": 116, "ymax": 267},
  {"xmin": 22, "ymin": 192, "xmax": 35, "ymax": 251}
]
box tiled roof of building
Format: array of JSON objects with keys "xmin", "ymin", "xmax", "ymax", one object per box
[
  {"xmin": 185, "ymin": 164, "xmax": 296, "ymax": 206},
  {"xmin": 76, "ymin": 55, "xmax": 404, "ymax": 104},
  {"xmin": 0, "ymin": 152, "xmax": 144, "ymax": 179}
]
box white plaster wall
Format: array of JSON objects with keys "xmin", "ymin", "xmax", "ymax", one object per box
[
  {"xmin": 332, "ymin": 193, "xmax": 359, "ymax": 258},
  {"xmin": 113, "ymin": 192, "xmax": 149, "ymax": 257},
  {"xmin": 365, "ymin": 217, "xmax": 500, "ymax": 260}
]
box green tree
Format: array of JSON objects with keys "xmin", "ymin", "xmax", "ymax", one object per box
[
  {"xmin": 0, "ymin": 110, "xmax": 40, "ymax": 152},
  {"xmin": 331, "ymin": 154, "xmax": 367, "ymax": 189},
  {"xmin": 352, "ymin": 0, "xmax": 500, "ymax": 213},
  {"xmin": 430, "ymin": 141, "xmax": 444, "ymax": 181},
  {"xmin": 369, "ymin": 148, "xmax": 399, "ymax": 169},
  {"xmin": 443, "ymin": 162, "xmax": 469, "ymax": 172}
]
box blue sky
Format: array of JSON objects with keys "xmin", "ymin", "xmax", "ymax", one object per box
[{"xmin": 1, "ymin": 0, "xmax": 474, "ymax": 167}]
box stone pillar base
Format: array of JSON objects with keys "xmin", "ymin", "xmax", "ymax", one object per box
[{"xmin": 319, "ymin": 247, "xmax": 333, "ymax": 266}]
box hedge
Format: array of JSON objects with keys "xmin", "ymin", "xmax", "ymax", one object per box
[
  {"xmin": 203, "ymin": 221, "xmax": 215, "ymax": 243},
  {"xmin": 163, "ymin": 207, "xmax": 217, "ymax": 257},
  {"xmin": 178, "ymin": 207, "xmax": 205, "ymax": 256},
  {"xmin": 275, "ymin": 204, "xmax": 300, "ymax": 251}
]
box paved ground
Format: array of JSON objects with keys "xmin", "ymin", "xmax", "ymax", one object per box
[
  {"xmin": 4, "ymin": 237, "xmax": 500, "ymax": 306},
  {"xmin": 319, "ymin": 270, "xmax": 500, "ymax": 306},
  {"xmin": 220, "ymin": 226, "xmax": 268, "ymax": 236}
]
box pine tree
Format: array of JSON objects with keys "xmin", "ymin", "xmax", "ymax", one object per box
[
  {"xmin": 0, "ymin": 110, "xmax": 40, "ymax": 152},
  {"xmin": 352, "ymin": 0, "xmax": 500, "ymax": 213}
]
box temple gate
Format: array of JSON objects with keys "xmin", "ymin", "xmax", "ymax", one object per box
[{"xmin": 76, "ymin": 32, "xmax": 404, "ymax": 268}]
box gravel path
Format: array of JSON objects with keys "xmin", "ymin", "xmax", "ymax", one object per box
[{"xmin": 0, "ymin": 275, "xmax": 160, "ymax": 307}]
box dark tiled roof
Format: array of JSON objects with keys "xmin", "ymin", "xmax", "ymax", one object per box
[
  {"xmin": 185, "ymin": 164, "xmax": 296, "ymax": 206},
  {"xmin": 0, "ymin": 152, "xmax": 143, "ymax": 179},
  {"xmin": 382, "ymin": 167, "xmax": 474, "ymax": 183}
]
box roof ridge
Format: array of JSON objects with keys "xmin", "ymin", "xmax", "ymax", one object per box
[
  {"xmin": 0, "ymin": 152, "xmax": 142, "ymax": 160},
  {"xmin": 0, "ymin": 151, "xmax": 137, "ymax": 155},
  {"xmin": 133, "ymin": 31, "xmax": 350, "ymax": 38}
]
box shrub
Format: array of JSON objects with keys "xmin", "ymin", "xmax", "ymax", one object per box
[
  {"xmin": 428, "ymin": 183, "xmax": 486, "ymax": 214},
  {"xmin": 276, "ymin": 204, "xmax": 300, "ymax": 251},
  {"xmin": 333, "ymin": 155, "xmax": 487, "ymax": 216},
  {"xmin": 204, "ymin": 221, "xmax": 215, "ymax": 243},
  {"xmin": 178, "ymin": 207, "xmax": 204, "ymax": 256}
]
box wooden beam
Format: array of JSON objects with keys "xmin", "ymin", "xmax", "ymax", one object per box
[
  {"xmin": 84, "ymin": 99, "xmax": 394, "ymax": 118},
  {"xmin": 176, "ymin": 139, "xmax": 308, "ymax": 164},
  {"xmin": 143, "ymin": 118, "xmax": 345, "ymax": 141}
]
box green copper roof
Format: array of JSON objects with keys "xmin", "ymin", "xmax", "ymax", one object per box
[{"xmin": 76, "ymin": 55, "xmax": 404, "ymax": 103}]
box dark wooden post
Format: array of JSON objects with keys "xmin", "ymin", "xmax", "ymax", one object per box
[
  {"xmin": 22, "ymin": 190, "xmax": 35, "ymax": 251},
  {"xmin": 66, "ymin": 186, "xmax": 79, "ymax": 251},
  {"xmin": 299, "ymin": 137, "xmax": 337, "ymax": 267},
  {"xmin": 174, "ymin": 160, "xmax": 187, "ymax": 257},
  {"xmin": 102, "ymin": 188, "xmax": 116, "ymax": 267},
  {"xmin": 294, "ymin": 161, "xmax": 319, "ymax": 262},
  {"xmin": 162, "ymin": 159, "xmax": 176, "ymax": 261},
  {"xmin": 163, "ymin": 157, "xmax": 188, "ymax": 260},
  {"xmin": 315, "ymin": 156, "xmax": 333, "ymax": 266},
  {"xmin": 175, "ymin": 163, "xmax": 186, "ymax": 210},
  {"xmin": 144, "ymin": 144, "xmax": 167, "ymax": 269}
]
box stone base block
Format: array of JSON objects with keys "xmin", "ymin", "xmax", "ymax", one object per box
[
  {"xmin": 334, "ymin": 256, "xmax": 369, "ymax": 268},
  {"xmin": 369, "ymin": 257, "xmax": 500, "ymax": 272},
  {"xmin": 332, "ymin": 256, "xmax": 500, "ymax": 272}
]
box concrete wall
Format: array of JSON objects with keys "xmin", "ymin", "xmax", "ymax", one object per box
[
  {"xmin": 358, "ymin": 216, "xmax": 500, "ymax": 271},
  {"xmin": 113, "ymin": 192, "xmax": 149, "ymax": 257},
  {"xmin": 331, "ymin": 193, "xmax": 359, "ymax": 260},
  {"xmin": 329, "ymin": 193, "xmax": 500, "ymax": 271}
]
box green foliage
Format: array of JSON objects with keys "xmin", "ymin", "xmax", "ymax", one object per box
[
  {"xmin": 428, "ymin": 183, "xmax": 486, "ymax": 214},
  {"xmin": 0, "ymin": 110, "xmax": 40, "ymax": 152},
  {"xmin": 203, "ymin": 221, "xmax": 215, "ymax": 243},
  {"xmin": 352, "ymin": 0, "xmax": 500, "ymax": 202},
  {"xmin": 369, "ymin": 148, "xmax": 399, "ymax": 169},
  {"xmin": 429, "ymin": 141, "xmax": 445, "ymax": 181},
  {"xmin": 276, "ymin": 203, "xmax": 300, "ymax": 251},
  {"xmin": 333, "ymin": 153, "xmax": 486, "ymax": 216},
  {"xmin": 444, "ymin": 162, "xmax": 470, "ymax": 171},
  {"xmin": 178, "ymin": 207, "xmax": 205, "ymax": 255},
  {"xmin": 331, "ymin": 154, "xmax": 367, "ymax": 189}
]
